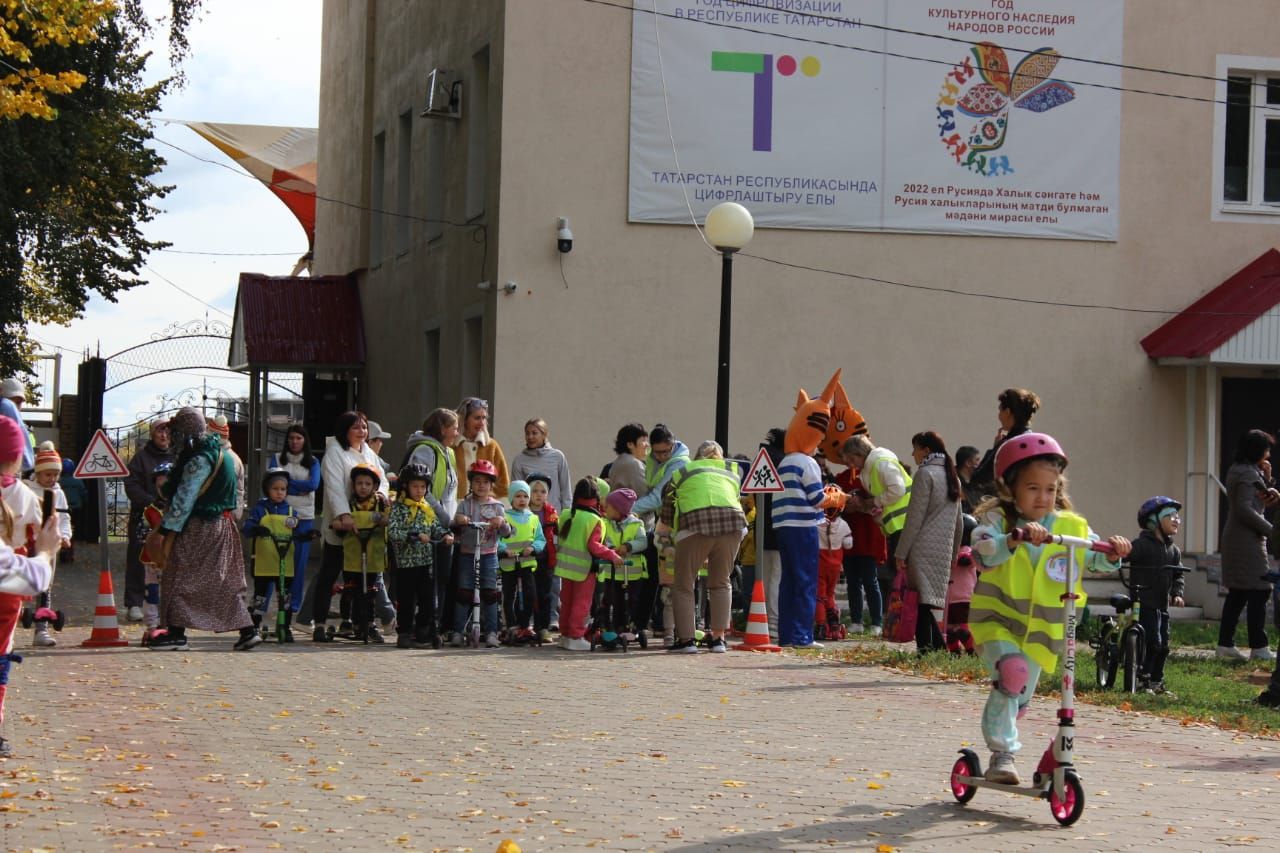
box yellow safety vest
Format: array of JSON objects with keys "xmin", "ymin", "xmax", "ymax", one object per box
[
  {"xmin": 343, "ymin": 508, "xmax": 388, "ymax": 574},
  {"xmin": 670, "ymin": 459, "xmax": 741, "ymax": 531},
  {"xmin": 500, "ymin": 512, "xmax": 540, "ymax": 572},
  {"xmin": 555, "ymin": 508, "xmax": 603, "ymax": 582},
  {"xmin": 601, "ymin": 517, "xmax": 647, "ymax": 582},
  {"xmin": 866, "ymin": 455, "xmax": 913, "ymax": 536},
  {"xmin": 253, "ymin": 508, "xmax": 297, "ymax": 578},
  {"xmin": 969, "ymin": 511, "xmax": 1090, "ymax": 672}
]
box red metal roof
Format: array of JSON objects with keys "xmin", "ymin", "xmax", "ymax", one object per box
[
  {"xmin": 229, "ymin": 273, "xmax": 365, "ymax": 369},
  {"xmin": 1141, "ymin": 249, "xmax": 1280, "ymax": 360}
]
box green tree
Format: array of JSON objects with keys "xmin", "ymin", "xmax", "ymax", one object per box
[{"xmin": 0, "ymin": 1, "xmax": 201, "ymax": 379}]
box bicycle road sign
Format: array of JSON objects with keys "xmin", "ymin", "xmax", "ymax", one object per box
[
  {"xmin": 74, "ymin": 429, "xmax": 129, "ymax": 479},
  {"xmin": 742, "ymin": 447, "xmax": 784, "ymax": 493}
]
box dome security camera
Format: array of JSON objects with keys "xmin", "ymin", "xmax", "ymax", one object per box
[{"xmin": 556, "ymin": 216, "xmax": 573, "ymax": 254}]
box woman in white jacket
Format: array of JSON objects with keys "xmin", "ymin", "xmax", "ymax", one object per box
[{"xmin": 310, "ymin": 412, "xmax": 386, "ymax": 642}]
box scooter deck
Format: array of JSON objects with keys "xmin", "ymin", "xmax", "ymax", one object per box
[{"xmin": 954, "ymin": 775, "xmax": 1051, "ymax": 798}]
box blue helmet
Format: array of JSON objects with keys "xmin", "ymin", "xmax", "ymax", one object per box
[
  {"xmin": 1138, "ymin": 496, "xmax": 1181, "ymax": 530},
  {"xmin": 152, "ymin": 462, "xmax": 174, "ymax": 480}
]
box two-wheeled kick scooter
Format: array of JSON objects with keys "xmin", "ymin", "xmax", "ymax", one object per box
[{"xmin": 949, "ymin": 528, "xmax": 1117, "ymax": 827}]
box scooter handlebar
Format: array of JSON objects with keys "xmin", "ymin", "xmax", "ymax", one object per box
[{"xmin": 1008, "ymin": 528, "xmax": 1116, "ymax": 555}]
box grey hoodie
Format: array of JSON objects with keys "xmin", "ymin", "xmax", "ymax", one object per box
[
  {"xmin": 509, "ymin": 443, "xmax": 573, "ymax": 510},
  {"xmin": 402, "ymin": 431, "xmax": 459, "ymax": 522}
]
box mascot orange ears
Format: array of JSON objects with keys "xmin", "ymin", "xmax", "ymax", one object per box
[
  {"xmin": 820, "ymin": 376, "xmax": 869, "ymax": 461},
  {"xmin": 785, "ymin": 370, "xmax": 841, "ymax": 455}
]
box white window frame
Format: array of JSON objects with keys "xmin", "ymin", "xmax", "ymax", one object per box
[{"xmin": 1213, "ymin": 55, "xmax": 1280, "ymax": 222}]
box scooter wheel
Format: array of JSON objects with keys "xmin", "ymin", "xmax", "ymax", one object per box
[
  {"xmin": 950, "ymin": 749, "xmax": 981, "ymax": 805},
  {"xmin": 637, "ymin": 632, "xmax": 648, "ymax": 650},
  {"xmin": 1048, "ymin": 771, "xmax": 1085, "ymax": 826},
  {"xmin": 19, "ymin": 608, "xmax": 32, "ymax": 629},
  {"xmin": 432, "ymin": 634, "xmax": 443, "ymax": 650},
  {"xmin": 469, "ymin": 626, "xmax": 481, "ymax": 648},
  {"xmin": 52, "ymin": 610, "xmax": 66, "ymax": 631}
]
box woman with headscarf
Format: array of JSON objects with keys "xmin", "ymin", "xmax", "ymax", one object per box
[{"xmin": 142, "ymin": 407, "xmax": 259, "ymax": 651}]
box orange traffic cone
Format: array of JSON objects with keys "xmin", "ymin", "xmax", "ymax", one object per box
[
  {"xmin": 81, "ymin": 566, "xmax": 129, "ymax": 648},
  {"xmin": 733, "ymin": 578, "xmax": 780, "ymax": 652}
]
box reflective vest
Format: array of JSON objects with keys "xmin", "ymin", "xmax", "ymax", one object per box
[
  {"xmin": 866, "ymin": 455, "xmax": 912, "ymax": 536},
  {"xmin": 555, "ymin": 508, "xmax": 603, "ymax": 582},
  {"xmin": 600, "ymin": 517, "xmax": 647, "ymax": 582},
  {"xmin": 500, "ymin": 512, "xmax": 540, "ymax": 573},
  {"xmin": 403, "ymin": 437, "xmax": 454, "ymax": 502},
  {"xmin": 969, "ymin": 511, "xmax": 1089, "ymax": 672},
  {"xmin": 343, "ymin": 507, "xmax": 388, "ymax": 574},
  {"xmin": 669, "ymin": 459, "xmax": 741, "ymax": 531},
  {"xmin": 253, "ymin": 507, "xmax": 297, "ymax": 578}
]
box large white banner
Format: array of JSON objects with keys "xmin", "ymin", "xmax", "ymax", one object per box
[{"xmin": 629, "ymin": 0, "xmax": 1124, "ymax": 240}]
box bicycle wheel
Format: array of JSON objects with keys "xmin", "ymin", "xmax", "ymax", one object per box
[
  {"xmin": 1121, "ymin": 629, "xmax": 1142, "ymax": 693},
  {"xmin": 1095, "ymin": 632, "xmax": 1118, "ymax": 689}
]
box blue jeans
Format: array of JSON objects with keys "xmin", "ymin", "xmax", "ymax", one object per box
[
  {"xmin": 454, "ymin": 550, "xmax": 499, "ymax": 634},
  {"xmin": 776, "ymin": 525, "xmax": 819, "ymax": 646},
  {"xmin": 843, "ymin": 553, "xmax": 882, "ymax": 627}
]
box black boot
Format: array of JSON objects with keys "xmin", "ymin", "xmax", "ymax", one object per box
[{"xmin": 233, "ymin": 625, "xmax": 263, "ymax": 651}]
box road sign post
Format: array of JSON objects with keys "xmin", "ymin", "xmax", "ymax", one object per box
[
  {"xmin": 741, "ymin": 447, "xmax": 785, "ymax": 632},
  {"xmin": 73, "ymin": 430, "xmax": 131, "ymax": 646}
]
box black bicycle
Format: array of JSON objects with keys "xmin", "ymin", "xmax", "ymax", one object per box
[{"xmin": 1090, "ymin": 562, "xmax": 1188, "ymax": 692}]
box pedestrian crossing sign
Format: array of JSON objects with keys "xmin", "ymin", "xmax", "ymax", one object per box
[{"xmin": 742, "ymin": 447, "xmax": 784, "ymax": 493}]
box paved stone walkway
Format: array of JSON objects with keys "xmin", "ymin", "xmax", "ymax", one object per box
[{"xmin": 2, "ymin": 618, "xmax": 1279, "ymax": 852}]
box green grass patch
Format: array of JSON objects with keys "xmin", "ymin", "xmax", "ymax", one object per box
[{"xmin": 804, "ymin": 640, "xmax": 1280, "ymax": 738}]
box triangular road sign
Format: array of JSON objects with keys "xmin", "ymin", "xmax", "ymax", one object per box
[
  {"xmin": 741, "ymin": 447, "xmax": 784, "ymax": 493},
  {"xmin": 74, "ymin": 429, "xmax": 129, "ymax": 479}
]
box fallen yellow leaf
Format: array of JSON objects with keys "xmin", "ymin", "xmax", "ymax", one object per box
[
  {"xmin": 722, "ymin": 780, "xmax": 746, "ymax": 788},
  {"xmin": 867, "ymin": 781, "xmax": 883, "ymax": 790}
]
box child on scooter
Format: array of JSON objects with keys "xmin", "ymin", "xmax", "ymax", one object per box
[
  {"xmin": 242, "ymin": 468, "xmax": 299, "ymax": 641},
  {"xmin": 599, "ymin": 488, "xmax": 646, "ymax": 640},
  {"xmin": 343, "ymin": 464, "xmax": 390, "ymax": 643},
  {"xmin": 138, "ymin": 463, "xmax": 172, "ymax": 644},
  {"xmin": 555, "ymin": 478, "xmax": 624, "ymax": 651},
  {"xmin": 815, "ymin": 505, "xmax": 852, "ymax": 641},
  {"xmin": 452, "ymin": 460, "xmax": 511, "ymax": 648},
  {"xmin": 1129, "ymin": 496, "xmax": 1185, "ymax": 696},
  {"xmin": 24, "ymin": 443, "xmax": 71, "ymax": 647},
  {"xmin": 970, "ymin": 433, "xmax": 1130, "ymax": 785},
  {"xmin": 527, "ymin": 475, "xmax": 559, "ymax": 642},
  {"xmin": 388, "ymin": 464, "xmax": 453, "ymax": 649},
  {"xmin": 498, "ymin": 481, "xmax": 545, "ymax": 641}
]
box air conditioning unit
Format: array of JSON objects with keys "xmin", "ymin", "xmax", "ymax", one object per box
[{"xmin": 421, "ymin": 68, "xmax": 462, "ymax": 119}]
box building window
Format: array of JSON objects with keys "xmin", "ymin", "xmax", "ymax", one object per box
[
  {"xmin": 1216, "ymin": 59, "xmax": 1280, "ymax": 218},
  {"xmin": 465, "ymin": 45, "xmax": 489, "ymax": 221},
  {"xmin": 396, "ymin": 110, "xmax": 413, "ymax": 254},
  {"xmin": 370, "ymin": 131, "xmax": 386, "ymax": 265},
  {"xmin": 424, "ymin": 127, "xmax": 446, "ymax": 242}
]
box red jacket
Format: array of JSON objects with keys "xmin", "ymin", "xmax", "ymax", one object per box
[{"xmin": 836, "ymin": 469, "xmax": 887, "ymax": 563}]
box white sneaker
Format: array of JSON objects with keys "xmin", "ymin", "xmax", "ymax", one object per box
[
  {"xmin": 1252, "ymin": 646, "xmax": 1277, "ymax": 661},
  {"xmin": 33, "ymin": 626, "xmax": 56, "ymax": 647},
  {"xmin": 662, "ymin": 635, "xmax": 675, "ymax": 648},
  {"xmin": 985, "ymin": 752, "xmax": 1020, "ymax": 785},
  {"xmin": 869, "ymin": 625, "xmax": 883, "ymax": 637},
  {"xmin": 484, "ymin": 632, "xmax": 500, "ymax": 648},
  {"xmin": 127, "ymin": 606, "xmax": 144, "ymax": 622},
  {"xmin": 849, "ymin": 623, "xmax": 865, "ymax": 634},
  {"xmin": 565, "ymin": 637, "xmax": 591, "ymax": 651},
  {"xmin": 1217, "ymin": 645, "xmax": 1248, "ymax": 660},
  {"xmin": 450, "ymin": 632, "xmax": 465, "ymax": 648}
]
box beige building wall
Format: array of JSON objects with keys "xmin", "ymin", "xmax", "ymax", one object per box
[{"xmin": 318, "ymin": 0, "xmax": 1280, "ymax": 549}]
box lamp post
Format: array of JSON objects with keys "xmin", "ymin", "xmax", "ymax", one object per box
[{"xmin": 703, "ymin": 202, "xmax": 754, "ymax": 453}]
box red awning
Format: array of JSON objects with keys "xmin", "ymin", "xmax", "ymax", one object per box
[
  {"xmin": 229, "ymin": 273, "xmax": 365, "ymax": 371},
  {"xmin": 1141, "ymin": 249, "xmax": 1280, "ymax": 360}
]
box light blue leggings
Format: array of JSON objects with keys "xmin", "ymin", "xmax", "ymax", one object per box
[{"xmin": 978, "ymin": 640, "xmax": 1042, "ymax": 755}]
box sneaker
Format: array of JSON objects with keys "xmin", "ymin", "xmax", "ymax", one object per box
[
  {"xmin": 869, "ymin": 625, "xmax": 883, "ymax": 637},
  {"xmin": 127, "ymin": 606, "xmax": 144, "ymax": 622},
  {"xmin": 32, "ymin": 625, "xmax": 56, "ymax": 647},
  {"xmin": 1258, "ymin": 689, "xmax": 1280, "ymax": 709},
  {"xmin": 312, "ymin": 625, "xmax": 333, "ymax": 643},
  {"xmin": 549, "ymin": 623, "xmax": 560, "ymax": 633},
  {"xmin": 233, "ymin": 631, "xmax": 263, "ymax": 651},
  {"xmin": 1252, "ymin": 646, "xmax": 1277, "ymax": 661},
  {"xmin": 365, "ymin": 625, "xmax": 385, "ymax": 644},
  {"xmin": 663, "ymin": 635, "xmax": 675, "ymax": 649},
  {"xmin": 565, "ymin": 636, "xmax": 591, "ymax": 651},
  {"xmin": 849, "ymin": 623, "xmax": 864, "ymax": 634},
  {"xmin": 450, "ymin": 632, "xmax": 465, "ymax": 648},
  {"xmin": 708, "ymin": 636, "xmax": 727, "ymax": 653},
  {"xmin": 985, "ymin": 751, "xmax": 1020, "ymax": 785},
  {"xmin": 1217, "ymin": 645, "xmax": 1248, "ymax": 660},
  {"xmin": 1148, "ymin": 681, "xmax": 1177, "ymax": 699},
  {"xmin": 396, "ymin": 634, "xmax": 413, "ymax": 649},
  {"xmin": 336, "ymin": 621, "xmax": 355, "ymax": 640},
  {"xmin": 793, "ymin": 640, "xmax": 825, "ymax": 650},
  {"xmin": 147, "ymin": 633, "xmax": 190, "ymax": 651},
  {"xmin": 0, "ymin": 736, "xmax": 10, "ymax": 758},
  {"xmin": 484, "ymin": 632, "xmax": 500, "ymax": 648},
  {"xmin": 667, "ymin": 638, "xmax": 699, "ymax": 654},
  {"xmin": 538, "ymin": 628, "xmax": 553, "ymax": 643}
]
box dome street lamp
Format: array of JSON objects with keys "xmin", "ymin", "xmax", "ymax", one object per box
[{"xmin": 703, "ymin": 202, "xmax": 754, "ymax": 452}]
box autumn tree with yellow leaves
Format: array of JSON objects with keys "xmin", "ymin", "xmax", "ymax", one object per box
[{"xmin": 0, "ymin": 0, "xmax": 115, "ymax": 120}]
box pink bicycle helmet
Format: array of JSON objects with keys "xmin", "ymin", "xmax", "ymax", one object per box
[{"xmin": 994, "ymin": 432, "xmax": 1067, "ymax": 483}]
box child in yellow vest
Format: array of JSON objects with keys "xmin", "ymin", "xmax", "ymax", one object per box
[
  {"xmin": 554, "ymin": 478, "xmax": 623, "ymax": 651},
  {"xmin": 498, "ymin": 481, "xmax": 545, "ymax": 640},
  {"xmin": 969, "ymin": 433, "xmax": 1129, "ymax": 785},
  {"xmin": 600, "ymin": 488, "xmax": 646, "ymax": 640},
  {"xmin": 242, "ymin": 468, "xmax": 299, "ymax": 642},
  {"xmin": 343, "ymin": 464, "xmax": 390, "ymax": 644},
  {"xmin": 388, "ymin": 464, "xmax": 453, "ymax": 649}
]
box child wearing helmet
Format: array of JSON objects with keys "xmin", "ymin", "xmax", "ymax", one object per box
[
  {"xmin": 340, "ymin": 464, "xmax": 391, "ymax": 643},
  {"xmin": 388, "ymin": 463, "xmax": 453, "ymax": 649},
  {"xmin": 969, "ymin": 433, "xmax": 1130, "ymax": 786},
  {"xmin": 137, "ymin": 462, "xmax": 174, "ymax": 644},
  {"xmin": 241, "ymin": 468, "xmax": 301, "ymax": 642},
  {"xmin": 1129, "ymin": 497, "xmax": 1185, "ymax": 696},
  {"xmin": 451, "ymin": 460, "xmax": 513, "ymax": 648}
]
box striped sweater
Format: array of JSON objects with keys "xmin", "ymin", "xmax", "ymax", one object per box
[{"xmin": 771, "ymin": 452, "xmax": 825, "ymax": 528}]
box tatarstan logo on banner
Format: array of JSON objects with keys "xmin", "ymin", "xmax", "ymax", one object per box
[{"xmin": 711, "ymin": 51, "xmax": 821, "ymax": 151}]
